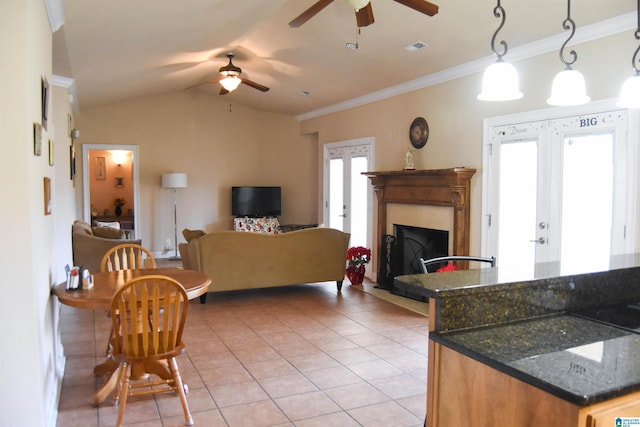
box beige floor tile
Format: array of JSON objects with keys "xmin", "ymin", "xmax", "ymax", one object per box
[
  {"xmin": 274, "ymin": 390, "xmax": 341, "ymax": 421},
  {"xmin": 207, "ymin": 380, "xmax": 270, "ymax": 408}
]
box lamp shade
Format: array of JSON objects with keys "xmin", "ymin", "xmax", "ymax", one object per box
[
  {"xmin": 162, "ymin": 173, "xmax": 188, "ymax": 189},
  {"xmin": 547, "ymin": 68, "xmax": 590, "ymax": 106},
  {"xmin": 478, "ymin": 61, "xmax": 523, "ymax": 101},
  {"xmin": 617, "ymin": 74, "xmax": 640, "ymax": 108},
  {"xmin": 220, "ymin": 76, "xmax": 241, "ymax": 92}
]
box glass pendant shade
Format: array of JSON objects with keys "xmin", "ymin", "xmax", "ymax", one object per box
[
  {"xmin": 220, "ymin": 76, "xmax": 241, "ymax": 91},
  {"xmin": 478, "ymin": 61, "xmax": 523, "ymax": 101},
  {"xmin": 345, "ymin": 0, "xmax": 370, "ymax": 10},
  {"xmin": 617, "ymin": 74, "xmax": 640, "ymax": 109},
  {"xmin": 547, "ymin": 68, "xmax": 590, "ymax": 106}
]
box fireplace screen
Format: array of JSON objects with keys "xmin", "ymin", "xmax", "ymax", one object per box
[{"xmin": 393, "ymin": 224, "xmax": 449, "ymax": 275}]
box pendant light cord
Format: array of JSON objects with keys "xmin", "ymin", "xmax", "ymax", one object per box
[
  {"xmin": 632, "ymin": 0, "xmax": 640, "ymax": 74},
  {"xmin": 490, "ymin": 0, "xmax": 507, "ymax": 60},
  {"xmin": 559, "ymin": 0, "xmax": 577, "ymax": 68}
]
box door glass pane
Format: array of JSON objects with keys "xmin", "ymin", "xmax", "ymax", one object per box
[
  {"xmin": 560, "ymin": 134, "xmax": 614, "ymax": 274},
  {"xmin": 498, "ymin": 140, "xmax": 537, "ymax": 278},
  {"xmin": 350, "ymin": 156, "xmax": 368, "ymax": 247},
  {"xmin": 329, "ymin": 158, "xmax": 344, "ymax": 230}
]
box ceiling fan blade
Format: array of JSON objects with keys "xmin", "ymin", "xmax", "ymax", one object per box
[
  {"xmin": 186, "ymin": 77, "xmax": 219, "ymax": 90},
  {"xmin": 393, "ymin": 0, "xmax": 439, "ymax": 16},
  {"xmin": 219, "ymin": 87, "xmax": 229, "ymax": 95},
  {"xmin": 241, "ymin": 78, "xmax": 270, "ymax": 92},
  {"xmin": 355, "ymin": 3, "xmax": 374, "ymax": 27},
  {"xmin": 289, "ymin": 0, "xmax": 334, "ymax": 28}
]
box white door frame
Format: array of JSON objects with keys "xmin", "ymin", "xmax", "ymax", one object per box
[
  {"xmin": 82, "ymin": 144, "xmax": 140, "ymax": 238},
  {"xmin": 323, "ymin": 137, "xmax": 375, "ymax": 248},
  {"xmin": 481, "ymin": 99, "xmax": 639, "ymax": 262}
]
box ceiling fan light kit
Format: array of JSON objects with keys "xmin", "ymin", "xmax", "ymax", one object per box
[{"xmin": 220, "ymin": 76, "xmax": 242, "ymax": 92}]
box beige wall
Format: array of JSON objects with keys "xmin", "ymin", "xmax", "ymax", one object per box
[
  {"xmin": 87, "ymin": 149, "xmax": 135, "ymax": 217},
  {"xmin": 0, "ymin": 0, "xmax": 76, "ymax": 425},
  {"xmin": 75, "ymin": 91, "xmax": 317, "ymax": 253},
  {"xmin": 301, "ymin": 31, "xmax": 637, "ymax": 274},
  {"xmin": 75, "ymin": 31, "xmax": 637, "ymax": 268}
]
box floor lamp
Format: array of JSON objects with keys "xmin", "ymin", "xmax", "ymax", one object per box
[{"xmin": 161, "ymin": 173, "xmax": 188, "ymax": 260}]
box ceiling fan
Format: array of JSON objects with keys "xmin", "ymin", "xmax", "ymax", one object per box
[
  {"xmin": 289, "ymin": 0, "xmax": 439, "ymax": 28},
  {"xmin": 196, "ymin": 54, "xmax": 270, "ymax": 95}
]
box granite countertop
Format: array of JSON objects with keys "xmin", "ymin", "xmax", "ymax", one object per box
[{"xmin": 431, "ymin": 313, "xmax": 640, "ymax": 406}]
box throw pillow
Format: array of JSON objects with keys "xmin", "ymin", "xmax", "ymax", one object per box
[
  {"xmin": 95, "ymin": 221, "xmax": 121, "ymax": 229},
  {"xmin": 92, "ymin": 226, "xmax": 125, "ymax": 239},
  {"xmin": 182, "ymin": 228, "xmax": 206, "ymax": 242}
]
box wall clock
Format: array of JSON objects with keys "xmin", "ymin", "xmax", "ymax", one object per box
[{"xmin": 409, "ymin": 117, "xmax": 429, "ymax": 149}]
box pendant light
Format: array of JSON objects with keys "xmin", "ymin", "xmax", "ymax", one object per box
[
  {"xmin": 547, "ymin": 0, "xmax": 590, "ymax": 106},
  {"xmin": 617, "ymin": 0, "xmax": 640, "ymax": 108},
  {"xmin": 345, "ymin": 0, "xmax": 370, "ymax": 10},
  {"xmin": 478, "ymin": 0, "xmax": 522, "ymax": 101}
]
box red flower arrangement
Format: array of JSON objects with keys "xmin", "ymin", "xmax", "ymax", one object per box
[
  {"xmin": 436, "ymin": 262, "xmax": 458, "ymax": 273},
  {"xmin": 346, "ymin": 246, "xmax": 371, "ymax": 285}
]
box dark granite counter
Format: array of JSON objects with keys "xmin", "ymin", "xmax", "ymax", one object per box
[
  {"xmin": 394, "ymin": 254, "xmax": 640, "ymax": 407},
  {"xmin": 431, "ymin": 314, "xmax": 640, "ymax": 405}
]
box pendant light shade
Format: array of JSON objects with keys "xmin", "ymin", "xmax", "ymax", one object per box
[
  {"xmin": 547, "ymin": 0, "xmax": 589, "ymax": 106},
  {"xmin": 617, "ymin": 0, "xmax": 640, "ymax": 108},
  {"xmin": 547, "ymin": 68, "xmax": 590, "ymax": 106},
  {"xmin": 220, "ymin": 76, "xmax": 241, "ymax": 92},
  {"xmin": 617, "ymin": 74, "xmax": 640, "ymax": 108},
  {"xmin": 478, "ymin": 60, "xmax": 523, "ymax": 101},
  {"xmin": 478, "ymin": 0, "xmax": 522, "ymax": 102}
]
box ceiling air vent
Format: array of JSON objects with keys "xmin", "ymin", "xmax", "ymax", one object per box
[{"xmin": 405, "ymin": 41, "xmax": 428, "ymax": 52}]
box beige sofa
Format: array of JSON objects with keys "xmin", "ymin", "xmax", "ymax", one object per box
[
  {"xmin": 72, "ymin": 220, "xmax": 141, "ymax": 272},
  {"xmin": 180, "ymin": 227, "xmax": 350, "ymax": 303}
]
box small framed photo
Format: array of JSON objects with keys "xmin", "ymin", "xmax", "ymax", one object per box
[
  {"xmin": 69, "ymin": 145, "xmax": 76, "ymax": 180},
  {"xmin": 96, "ymin": 156, "xmax": 106, "ymax": 180},
  {"xmin": 41, "ymin": 76, "xmax": 49, "ymax": 131},
  {"xmin": 115, "ymin": 176, "xmax": 124, "ymax": 188},
  {"xmin": 33, "ymin": 123, "xmax": 42, "ymax": 156},
  {"xmin": 48, "ymin": 140, "xmax": 54, "ymax": 166},
  {"xmin": 44, "ymin": 177, "xmax": 52, "ymax": 215}
]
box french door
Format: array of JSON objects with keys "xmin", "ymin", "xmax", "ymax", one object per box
[
  {"xmin": 323, "ymin": 138, "xmax": 374, "ymax": 249},
  {"xmin": 483, "ymin": 109, "xmax": 634, "ymax": 278}
]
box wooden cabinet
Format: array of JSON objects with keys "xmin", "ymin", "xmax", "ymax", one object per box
[{"xmin": 427, "ymin": 342, "xmax": 640, "ymax": 427}]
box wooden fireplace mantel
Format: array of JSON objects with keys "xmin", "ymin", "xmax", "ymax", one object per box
[{"xmin": 363, "ymin": 167, "xmax": 476, "ymax": 268}]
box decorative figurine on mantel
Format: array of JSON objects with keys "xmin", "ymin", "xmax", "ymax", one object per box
[{"xmin": 404, "ymin": 147, "xmax": 415, "ymax": 170}]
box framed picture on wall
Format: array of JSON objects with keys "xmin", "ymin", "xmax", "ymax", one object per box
[
  {"xmin": 33, "ymin": 123, "xmax": 42, "ymax": 156},
  {"xmin": 48, "ymin": 140, "xmax": 54, "ymax": 166},
  {"xmin": 115, "ymin": 176, "xmax": 124, "ymax": 188},
  {"xmin": 41, "ymin": 76, "xmax": 49, "ymax": 131},
  {"xmin": 96, "ymin": 156, "xmax": 106, "ymax": 180}
]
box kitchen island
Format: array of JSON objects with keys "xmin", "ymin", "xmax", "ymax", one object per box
[{"xmin": 395, "ymin": 255, "xmax": 640, "ymax": 426}]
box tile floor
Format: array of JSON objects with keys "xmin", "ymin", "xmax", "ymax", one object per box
[{"xmin": 56, "ymin": 281, "xmax": 429, "ymax": 426}]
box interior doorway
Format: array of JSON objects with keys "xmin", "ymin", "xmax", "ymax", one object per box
[{"xmin": 82, "ymin": 144, "xmax": 140, "ymax": 238}]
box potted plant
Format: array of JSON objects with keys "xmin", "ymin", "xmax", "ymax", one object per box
[{"xmin": 346, "ymin": 246, "xmax": 371, "ymax": 286}]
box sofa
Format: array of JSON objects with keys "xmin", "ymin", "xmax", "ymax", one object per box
[
  {"xmin": 72, "ymin": 220, "xmax": 142, "ymax": 273},
  {"xmin": 179, "ymin": 227, "xmax": 350, "ymax": 303}
]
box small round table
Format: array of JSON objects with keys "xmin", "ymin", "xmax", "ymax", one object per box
[{"xmin": 52, "ymin": 268, "xmax": 211, "ymax": 405}]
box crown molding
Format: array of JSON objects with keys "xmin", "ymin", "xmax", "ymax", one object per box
[
  {"xmin": 44, "ymin": 0, "xmax": 64, "ymax": 32},
  {"xmin": 296, "ymin": 12, "xmax": 636, "ymax": 122}
]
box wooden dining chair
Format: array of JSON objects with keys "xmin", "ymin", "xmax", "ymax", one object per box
[
  {"xmin": 419, "ymin": 255, "xmax": 496, "ymax": 273},
  {"xmin": 109, "ymin": 275, "xmax": 193, "ymax": 426},
  {"xmin": 101, "ymin": 243, "xmax": 156, "ymax": 272},
  {"xmin": 100, "ymin": 243, "xmax": 157, "ymax": 355}
]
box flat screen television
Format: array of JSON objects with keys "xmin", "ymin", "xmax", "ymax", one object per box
[{"xmin": 232, "ymin": 186, "xmax": 281, "ymax": 217}]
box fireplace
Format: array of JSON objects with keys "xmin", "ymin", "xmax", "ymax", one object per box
[
  {"xmin": 377, "ymin": 225, "xmax": 449, "ymax": 289},
  {"xmin": 394, "ymin": 225, "xmax": 449, "ymax": 275}
]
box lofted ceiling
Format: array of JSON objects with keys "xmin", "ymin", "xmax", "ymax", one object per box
[{"xmin": 52, "ymin": 0, "xmax": 636, "ymax": 118}]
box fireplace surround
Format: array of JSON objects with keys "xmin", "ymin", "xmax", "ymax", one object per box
[{"xmin": 363, "ymin": 167, "xmax": 476, "ymax": 282}]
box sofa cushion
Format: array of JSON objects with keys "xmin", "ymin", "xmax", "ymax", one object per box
[
  {"xmin": 183, "ymin": 228, "xmax": 206, "ymax": 242},
  {"xmin": 92, "ymin": 226, "xmax": 125, "ymax": 239}
]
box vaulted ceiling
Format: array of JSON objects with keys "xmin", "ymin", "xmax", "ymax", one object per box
[{"xmin": 53, "ymin": 0, "xmax": 636, "ymax": 118}]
